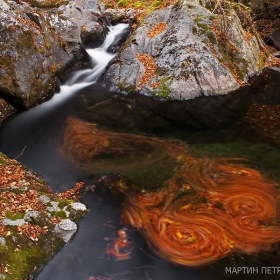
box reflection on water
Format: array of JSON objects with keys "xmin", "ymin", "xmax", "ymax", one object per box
[
  {"xmin": 1, "ymin": 70, "xmax": 280, "ymax": 279},
  {"xmin": 241, "ymin": 102, "xmax": 280, "ymax": 147},
  {"xmin": 120, "ymin": 157, "xmax": 280, "ymax": 267},
  {"xmin": 60, "ymin": 117, "xmax": 280, "ymax": 270},
  {"xmin": 60, "ymin": 117, "xmax": 187, "ymax": 188},
  {"xmin": 36, "ymin": 191, "xmax": 219, "ymax": 280}
]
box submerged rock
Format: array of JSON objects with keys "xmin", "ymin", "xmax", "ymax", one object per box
[
  {"xmin": 70, "ymin": 202, "xmax": 87, "ymax": 211},
  {"xmin": 58, "ymin": 219, "xmax": 77, "ymax": 231},
  {"xmin": 102, "ymin": 0, "xmax": 264, "ymax": 100},
  {"xmin": 0, "ymin": 0, "xmax": 103, "ymax": 110},
  {"xmin": 54, "ymin": 219, "xmax": 78, "ymax": 242}
]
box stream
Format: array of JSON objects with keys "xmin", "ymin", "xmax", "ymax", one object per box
[{"xmin": 1, "ymin": 23, "xmax": 280, "ymax": 280}]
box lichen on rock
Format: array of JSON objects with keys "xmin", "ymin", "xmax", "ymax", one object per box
[{"xmin": 102, "ymin": 0, "xmax": 264, "ymax": 100}]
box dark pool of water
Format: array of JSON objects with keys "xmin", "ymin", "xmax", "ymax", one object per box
[
  {"xmin": 1, "ymin": 69, "xmax": 280, "ymax": 279},
  {"xmin": 36, "ymin": 191, "xmax": 221, "ymax": 280}
]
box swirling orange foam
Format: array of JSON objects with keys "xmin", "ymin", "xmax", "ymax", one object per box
[{"xmin": 121, "ymin": 158, "xmax": 280, "ymax": 267}]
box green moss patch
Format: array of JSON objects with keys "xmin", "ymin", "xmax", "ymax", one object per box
[{"xmin": 5, "ymin": 211, "xmax": 25, "ymax": 221}]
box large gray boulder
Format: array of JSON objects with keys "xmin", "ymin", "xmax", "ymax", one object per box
[
  {"xmin": 102, "ymin": 0, "xmax": 264, "ymax": 100},
  {"xmin": 0, "ymin": 0, "xmax": 103, "ymax": 109}
]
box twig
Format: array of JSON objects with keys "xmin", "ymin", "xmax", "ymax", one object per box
[
  {"xmin": 212, "ymin": 0, "xmax": 227, "ymax": 35},
  {"xmin": 14, "ymin": 146, "xmax": 27, "ymax": 160}
]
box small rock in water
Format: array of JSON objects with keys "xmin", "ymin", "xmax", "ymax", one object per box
[
  {"xmin": 273, "ymin": 51, "xmax": 280, "ymax": 58},
  {"xmin": 70, "ymin": 202, "xmax": 87, "ymax": 211},
  {"xmin": 54, "ymin": 219, "xmax": 78, "ymax": 243},
  {"xmin": 58, "ymin": 219, "xmax": 77, "ymax": 231}
]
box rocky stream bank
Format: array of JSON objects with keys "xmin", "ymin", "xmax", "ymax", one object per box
[{"xmin": 0, "ymin": 152, "xmax": 87, "ymax": 279}]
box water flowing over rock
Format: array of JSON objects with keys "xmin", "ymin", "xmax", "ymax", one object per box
[
  {"xmin": 102, "ymin": 0, "xmax": 264, "ymax": 100},
  {"xmin": 0, "ymin": 0, "xmax": 103, "ymax": 110}
]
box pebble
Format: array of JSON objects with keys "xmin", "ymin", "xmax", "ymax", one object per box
[
  {"xmin": 70, "ymin": 202, "xmax": 87, "ymax": 211},
  {"xmin": 58, "ymin": 219, "xmax": 77, "ymax": 231},
  {"xmin": 54, "ymin": 219, "xmax": 78, "ymax": 243}
]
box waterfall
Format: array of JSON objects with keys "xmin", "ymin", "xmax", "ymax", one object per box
[
  {"xmin": 27, "ymin": 23, "xmax": 129, "ymax": 114},
  {"xmin": 67, "ymin": 23, "xmax": 128, "ymax": 86}
]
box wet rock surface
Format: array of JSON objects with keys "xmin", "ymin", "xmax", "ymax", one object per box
[
  {"xmin": 54, "ymin": 219, "xmax": 78, "ymax": 242},
  {"xmin": 0, "ymin": 0, "xmax": 103, "ymax": 111},
  {"xmin": 102, "ymin": 0, "xmax": 264, "ymax": 100}
]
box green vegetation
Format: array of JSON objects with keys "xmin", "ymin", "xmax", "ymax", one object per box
[
  {"xmin": 67, "ymin": 209, "xmax": 86, "ymax": 222},
  {"xmin": 0, "ymin": 158, "xmax": 7, "ymax": 166},
  {"xmin": 58, "ymin": 198, "xmax": 74, "ymax": 209},
  {"xmin": 50, "ymin": 210, "xmax": 67, "ymax": 219},
  {"xmin": 117, "ymin": 82, "xmax": 137, "ymax": 92},
  {"xmin": 0, "ymin": 233, "xmax": 65, "ymax": 280},
  {"xmin": 117, "ymin": 0, "xmax": 130, "ymax": 7},
  {"xmin": 5, "ymin": 211, "xmax": 25, "ymax": 220},
  {"xmin": 156, "ymin": 75, "xmax": 172, "ymax": 98},
  {"xmin": 194, "ymin": 15, "xmax": 217, "ymax": 44},
  {"xmin": 133, "ymin": 1, "xmax": 146, "ymax": 8}
]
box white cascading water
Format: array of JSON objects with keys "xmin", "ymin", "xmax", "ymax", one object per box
[
  {"xmin": 18, "ymin": 23, "xmax": 128, "ymax": 116},
  {"xmin": 67, "ymin": 23, "xmax": 128, "ymax": 85}
]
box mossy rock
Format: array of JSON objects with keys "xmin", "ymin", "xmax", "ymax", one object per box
[{"xmin": 25, "ymin": 0, "xmax": 69, "ymax": 7}]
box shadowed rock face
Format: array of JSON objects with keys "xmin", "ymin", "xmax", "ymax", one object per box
[
  {"xmin": 0, "ymin": 0, "xmax": 103, "ymax": 109},
  {"xmin": 101, "ymin": 0, "xmax": 264, "ymax": 100},
  {"xmin": 272, "ymin": 30, "xmax": 280, "ymax": 51}
]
